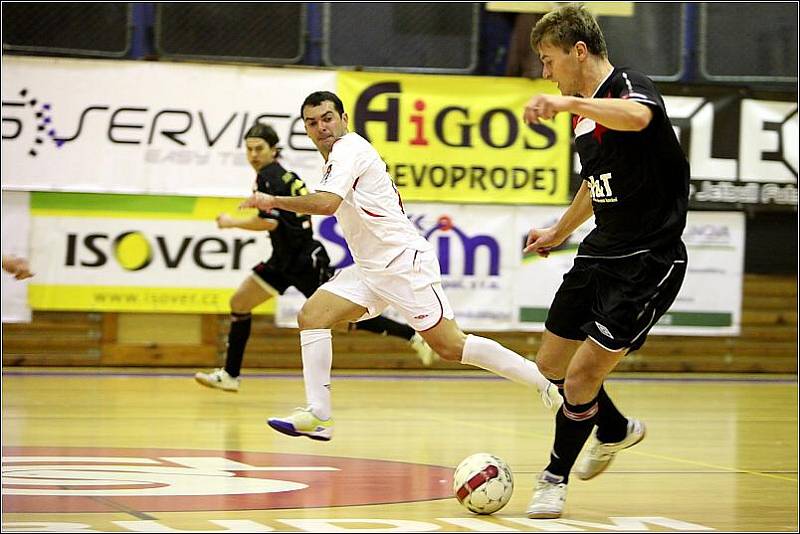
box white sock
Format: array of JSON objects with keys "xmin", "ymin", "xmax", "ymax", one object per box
[
  {"xmin": 300, "ymin": 329, "xmax": 333, "ymax": 420},
  {"xmin": 460, "ymin": 334, "xmax": 550, "ymax": 391}
]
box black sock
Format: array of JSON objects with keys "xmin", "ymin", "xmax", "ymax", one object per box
[
  {"xmin": 224, "ymin": 312, "xmax": 251, "ymax": 378},
  {"xmin": 545, "ymin": 396, "xmax": 599, "ymax": 483},
  {"xmin": 595, "ymin": 385, "xmax": 629, "ymax": 443},
  {"xmin": 354, "ymin": 316, "xmax": 415, "ymax": 341},
  {"xmin": 549, "ymin": 377, "xmax": 565, "ymax": 399}
]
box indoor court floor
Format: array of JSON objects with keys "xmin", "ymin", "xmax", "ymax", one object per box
[{"xmin": 2, "ymin": 368, "xmax": 797, "ymax": 532}]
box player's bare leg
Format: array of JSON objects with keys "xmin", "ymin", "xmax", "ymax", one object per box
[{"xmin": 267, "ymin": 289, "xmax": 366, "ymax": 441}]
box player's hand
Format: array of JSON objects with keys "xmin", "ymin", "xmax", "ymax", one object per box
[
  {"xmin": 2, "ymin": 255, "xmax": 34, "ymax": 280},
  {"xmin": 240, "ymin": 192, "xmax": 275, "ymax": 211},
  {"xmin": 523, "ymin": 94, "xmax": 569, "ymax": 125},
  {"xmin": 216, "ymin": 213, "xmax": 235, "ymax": 229},
  {"xmin": 523, "ymin": 227, "xmax": 561, "ymax": 258}
]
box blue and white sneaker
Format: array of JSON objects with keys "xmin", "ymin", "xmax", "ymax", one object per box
[{"xmin": 268, "ymin": 407, "xmax": 334, "ymax": 441}]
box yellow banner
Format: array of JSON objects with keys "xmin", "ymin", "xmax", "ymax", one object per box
[
  {"xmin": 337, "ymin": 71, "xmax": 571, "ymax": 204},
  {"xmin": 29, "ymin": 285, "xmax": 275, "ymax": 314}
]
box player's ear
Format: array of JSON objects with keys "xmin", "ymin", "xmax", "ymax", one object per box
[
  {"xmin": 574, "ymin": 41, "xmax": 588, "ymax": 60},
  {"xmin": 341, "ymin": 112, "xmax": 349, "ymax": 127}
]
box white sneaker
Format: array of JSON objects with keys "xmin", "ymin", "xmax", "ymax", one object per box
[
  {"xmin": 409, "ymin": 333, "xmax": 439, "ymax": 366},
  {"xmin": 540, "ymin": 382, "xmax": 564, "ymax": 413},
  {"xmin": 268, "ymin": 407, "xmax": 334, "ymax": 441},
  {"xmin": 194, "ymin": 368, "xmax": 240, "ymax": 392},
  {"xmin": 526, "ymin": 471, "xmax": 567, "ymax": 519},
  {"xmin": 575, "ymin": 418, "xmax": 646, "ymax": 480}
]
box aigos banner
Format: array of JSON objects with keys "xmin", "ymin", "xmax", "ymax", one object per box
[
  {"xmin": 337, "ymin": 72, "xmax": 572, "ymax": 205},
  {"xmin": 1, "ymin": 56, "xmax": 333, "ymax": 197},
  {"xmin": 27, "ymin": 192, "xmax": 276, "ymax": 314}
]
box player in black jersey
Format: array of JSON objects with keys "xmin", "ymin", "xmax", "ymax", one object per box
[
  {"xmin": 195, "ymin": 123, "xmax": 437, "ymax": 392},
  {"xmin": 521, "ymin": 5, "xmax": 689, "ymax": 519}
]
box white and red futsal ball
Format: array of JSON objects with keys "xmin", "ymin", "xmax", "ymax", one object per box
[{"xmin": 453, "ymin": 453, "xmax": 514, "ymax": 514}]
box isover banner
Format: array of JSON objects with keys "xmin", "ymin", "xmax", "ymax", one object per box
[
  {"xmin": 27, "ymin": 192, "xmax": 276, "ymax": 314},
  {"xmin": 515, "ymin": 210, "xmax": 745, "ymax": 336},
  {"xmin": 337, "ymin": 71, "xmax": 572, "ymax": 205},
  {"xmin": 1, "ymin": 56, "xmax": 333, "ymax": 196}
]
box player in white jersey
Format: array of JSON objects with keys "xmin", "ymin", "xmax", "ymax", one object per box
[{"xmin": 240, "ymin": 91, "xmax": 561, "ymax": 441}]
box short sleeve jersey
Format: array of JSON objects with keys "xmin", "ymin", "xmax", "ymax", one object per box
[
  {"xmin": 254, "ymin": 162, "xmax": 316, "ymax": 271},
  {"xmin": 575, "ymin": 67, "xmax": 690, "ymax": 257},
  {"xmin": 313, "ymin": 132, "xmax": 431, "ymax": 272}
]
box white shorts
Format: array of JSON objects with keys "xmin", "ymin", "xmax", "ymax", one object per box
[{"xmin": 319, "ymin": 248, "xmax": 455, "ymax": 331}]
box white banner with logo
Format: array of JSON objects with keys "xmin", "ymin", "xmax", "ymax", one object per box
[
  {"xmin": 278, "ymin": 206, "xmax": 745, "ymax": 336},
  {"xmin": 513, "ymin": 209, "xmax": 744, "ymax": 336},
  {"xmin": 24, "ymin": 191, "xmax": 743, "ymax": 332},
  {"xmin": 27, "ymin": 193, "xmax": 277, "ymax": 313},
  {"xmin": 1, "ymin": 56, "xmax": 334, "ymax": 197}
]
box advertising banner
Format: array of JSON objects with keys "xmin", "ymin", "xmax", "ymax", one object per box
[
  {"xmin": 337, "ymin": 71, "xmax": 572, "ymax": 205},
  {"xmin": 27, "ymin": 192, "xmax": 276, "ymax": 314},
  {"xmin": 1, "ymin": 56, "xmax": 334, "ymax": 196},
  {"xmin": 660, "ymin": 92, "xmax": 798, "ymax": 210},
  {"xmin": 278, "ymin": 205, "xmax": 744, "ymax": 336},
  {"xmin": 514, "ymin": 210, "xmax": 745, "ymax": 336}
]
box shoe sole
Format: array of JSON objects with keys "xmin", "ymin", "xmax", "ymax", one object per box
[
  {"xmin": 526, "ymin": 511, "xmax": 562, "ymax": 519},
  {"xmin": 194, "ymin": 376, "xmax": 238, "ymax": 392},
  {"xmin": 577, "ymin": 425, "xmax": 647, "ymax": 481},
  {"xmin": 267, "ymin": 419, "xmax": 332, "ymax": 442}
]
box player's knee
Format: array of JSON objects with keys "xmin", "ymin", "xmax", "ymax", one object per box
[
  {"xmin": 297, "ymin": 303, "xmax": 326, "ymax": 329},
  {"xmin": 534, "ymin": 357, "xmax": 565, "ymax": 380},
  {"xmin": 229, "ymin": 293, "xmax": 251, "ymax": 314},
  {"xmin": 429, "ymin": 338, "xmax": 464, "ymax": 361},
  {"xmin": 563, "ymin": 371, "xmax": 604, "ymax": 404}
]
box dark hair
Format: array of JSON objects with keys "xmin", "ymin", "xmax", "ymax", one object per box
[
  {"xmin": 243, "ymin": 122, "xmax": 279, "ymax": 147},
  {"xmin": 301, "ymin": 91, "xmax": 345, "ymax": 119},
  {"xmin": 530, "ymin": 4, "xmax": 608, "ymax": 58}
]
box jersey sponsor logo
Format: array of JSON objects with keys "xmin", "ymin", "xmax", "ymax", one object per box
[{"xmin": 587, "ymin": 173, "xmax": 618, "ymax": 203}]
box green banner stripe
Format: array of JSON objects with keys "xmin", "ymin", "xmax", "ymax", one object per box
[
  {"xmin": 520, "ymin": 308, "xmax": 732, "ymax": 327},
  {"xmin": 519, "ymin": 307, "xmax": 549, "ymax": 323},
  {"xmin": 31, "ymin": 192, "xmax": 197, "ymax": 214},
  {"xmin": 657, "ymin": 312, "xmax": 733, "ymax": 327}
]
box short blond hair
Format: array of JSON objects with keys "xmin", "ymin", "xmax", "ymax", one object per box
[{"xmin": 531, "ymin": 4, "xmax": 608, "ymax": 58}]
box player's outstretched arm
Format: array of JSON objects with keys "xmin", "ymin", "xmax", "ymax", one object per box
[
  {"xmin": 216, "ymin": 213, "xmax": 277, "ymax": 232},
  {"xmin": 524, "ymin": 94, "xmax": 652, "ymax": 132},
  {"xmin": 241, "ymin": 191, "xmax": 342, "ymax": 216}
]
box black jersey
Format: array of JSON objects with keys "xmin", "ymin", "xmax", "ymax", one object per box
[
  {"xmin": 254, "ymin": 162, "xmax": 317, "ymax": 272},
  {"xmin": 574, "ymin": 67, "xmax": 689, "ymax": 257}
]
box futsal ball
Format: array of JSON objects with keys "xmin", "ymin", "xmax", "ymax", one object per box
[{"xmin": 453, "ymin": 453, "xmax": 514, "ymax": 514}]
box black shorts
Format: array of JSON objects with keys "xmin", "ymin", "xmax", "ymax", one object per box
[
  {"xmin": 545, "ymin": 241, "xmax": 687, "ymax": 352},
  {"xmin": 251, "ymin": 245, "xmax": 335, "ymax": 299}
]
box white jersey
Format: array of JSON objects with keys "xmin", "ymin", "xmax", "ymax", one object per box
[{"xmin": 315, "ymin": 132, "xmax": 431, "ymax": 272}]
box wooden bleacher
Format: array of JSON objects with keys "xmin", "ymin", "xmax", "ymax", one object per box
[{"xmin": 2, "ymin": 275, "xmax": 796, "ymax": 373}]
